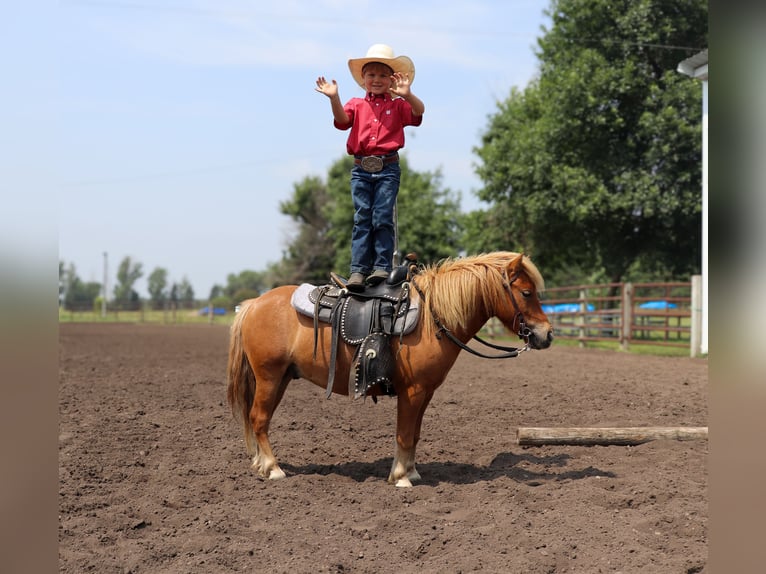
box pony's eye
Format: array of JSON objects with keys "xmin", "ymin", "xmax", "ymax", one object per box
[{"xmin": 521, "ymin": 289, "xmax": 532, "ymax": 298}]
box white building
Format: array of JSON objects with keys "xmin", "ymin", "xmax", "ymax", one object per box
[{"xmin": 677, "ymin": 50, "xmax": 708, "ymax": 356}]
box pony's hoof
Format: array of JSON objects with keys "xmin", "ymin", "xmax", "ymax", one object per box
[
  {"xmin": 251, "ymin": 457, "xmax": 286, "ymax": 480},
  {"xmin": 407, "ymin": 469, "xmax": 421, "ymax": 482},
  {"xmin": 394, "ymin": 477, "xmax": 413, "ymax": 488},
  {"xmin": 268, "ymin": 467, "xmax": 286, "ymax": 480}
]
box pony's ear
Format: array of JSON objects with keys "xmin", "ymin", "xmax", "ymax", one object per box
[{"xmin": 508, "ymin": 252, "xmax": 525, "ymax": 274}]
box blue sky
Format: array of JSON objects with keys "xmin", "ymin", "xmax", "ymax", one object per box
[{"xmin": 51, "ymin": 0, "xmax": 551, "ymax": 299}]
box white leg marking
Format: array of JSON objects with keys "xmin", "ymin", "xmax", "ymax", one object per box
[
  {"xmin": 268, "ymin": 467, "xmax": 286, "ymax": 480},
  {"xmin": 395, "ymin": 476, "xmax": 413, "ymax": 488}
]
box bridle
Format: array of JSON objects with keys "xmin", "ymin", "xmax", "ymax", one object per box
[
  {"xmin": 411, "ymin": 267, "xmax": 532, "ymax": 360},
  {"xmin": 502, "ymin": 268, "xmax": 533, "ymax": 342}
]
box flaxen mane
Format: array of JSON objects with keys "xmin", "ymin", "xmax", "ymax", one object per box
[{"xmin": 413, "ymin": 252, "xmax": 544, "ymax": 339}]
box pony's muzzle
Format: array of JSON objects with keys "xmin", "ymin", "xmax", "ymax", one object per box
[{"xmin": 529, "ymin": 326, "xmax": 554, "ymax": 349}]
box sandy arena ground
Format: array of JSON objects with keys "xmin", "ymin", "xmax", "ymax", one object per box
[{"xmin": 59, "ymin": 323, "xmax": 707, "ymax": 573}]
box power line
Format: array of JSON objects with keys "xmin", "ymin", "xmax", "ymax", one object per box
[
  {"xmin": 62, "ymin": 149, "xmax": 338, "ymax": 187},
  {"xmin": 564, "ymin": 37, "xmax": 704, "ymax": 53}
]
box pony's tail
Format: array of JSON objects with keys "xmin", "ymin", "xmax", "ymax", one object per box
[{"xmin": 226, "ymin": 299, "xmax": 257, "ymax": 454}]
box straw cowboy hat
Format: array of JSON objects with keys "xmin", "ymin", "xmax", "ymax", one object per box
[{"xmin": 348, "ymin": 44, "xmax": 415, "ymax": 89}]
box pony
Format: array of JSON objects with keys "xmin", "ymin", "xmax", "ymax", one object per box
[{"xmin": 227, "ymin": 252, "xmax": 553, "ymax": 487}]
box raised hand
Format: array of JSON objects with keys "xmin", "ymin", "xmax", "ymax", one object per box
[
  {"xmin": 389, "ymin": 72, "xmax": 412, "ymax": 97},
  {"xmin": 315, "ymin": 76, "xmax": 338, "ymax": 98}
]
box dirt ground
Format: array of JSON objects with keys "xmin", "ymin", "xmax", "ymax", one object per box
[{"xmin": 59, "ymin": 323, "xmax": 708, "ymax": 573}]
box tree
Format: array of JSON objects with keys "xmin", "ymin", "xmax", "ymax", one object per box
[
  {"xmin": 208, "ymin": 284, "xmax": 224, "ymax": 300},
  {"xmin": 113, "ymin": 256, "xmax": 143, "ymax": 309},
  {"xmin": 206, "ymin": 284, "xmax": 235, "ymax": 311},
  {"xmin": 394, "ymin": 164, "xmax": 464, "ymax": 262},
  {"xmin": 147, "ymin": 267, "xmax": 169, "ymax": 310},
  {"xmin": 61, "ymin": 261, "xmax": 102, "ymax": 310},
  {"xmin": 472, "ymin": 0, "xmax": 707, "ymax": 283},
  {"xmin": 276, "ymin": 175, "xmax": 336, "ymax": 285},
  {"xmin": 169, "ymin": 283, "xmax": 179, "ymax": 307},
  {"xmin": 177, "ymin": 276, "xmax": 195, "ymax": 309},
  {"xmin": 224, "ymin": 270, "xmax": 266, "ymax": 303}
]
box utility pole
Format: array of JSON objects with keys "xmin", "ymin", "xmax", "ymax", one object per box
[{"xmin": 102, "ymin": 252, "xmax": 108, "ymax": 318}]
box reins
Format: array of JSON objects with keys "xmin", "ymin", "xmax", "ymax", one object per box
[{"xmin": 410, "ymin": 268, "xmax": 530, "ymax": 360}]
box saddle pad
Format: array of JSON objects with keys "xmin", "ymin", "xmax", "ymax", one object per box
[{"xmin": 290, "ymin": 283, "xmax": 420, "ymax": 338}]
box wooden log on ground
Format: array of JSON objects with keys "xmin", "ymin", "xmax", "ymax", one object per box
[{"xmin": 516, "ymin": 426, "xmax": 708, "ymax": 446}]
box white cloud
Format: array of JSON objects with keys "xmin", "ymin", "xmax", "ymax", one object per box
[{"xmin": 63, "ymin": 0, "xmax": 546, "ymax": 72}]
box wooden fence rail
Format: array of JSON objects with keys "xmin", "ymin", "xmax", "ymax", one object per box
[{"xmin": 484, "ymin": 277, "xmax": 704, "ymax": 357}]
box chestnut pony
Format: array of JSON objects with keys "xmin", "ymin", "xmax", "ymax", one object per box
[{"xmin": 227, "ymin": 252, "xmax": 553, "ymax": 487}]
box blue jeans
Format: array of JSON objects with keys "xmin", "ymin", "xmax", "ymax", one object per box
[{"xmin": 349, "ymin": 162, "xmax": 400, "ymax": 275}]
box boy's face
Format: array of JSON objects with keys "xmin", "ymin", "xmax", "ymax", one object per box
[{"xmin": 362, "ymin": 63, "xmax": 394, "ymax": 95}]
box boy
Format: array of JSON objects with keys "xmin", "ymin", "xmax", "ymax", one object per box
[{"xmin": 315, "ymin": 44, "xmax": 425, "ymax": 292}]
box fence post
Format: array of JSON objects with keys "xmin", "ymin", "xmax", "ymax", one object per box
[
  {"xmin": 578, "ymin": 289, "xmax": 586, "ymax": 348},
  {"xmin": 621, "ymin": 283, "xmax": 633, "ymax": 351},
  {"xmin": 482, "ymin": 317, "xmax": 501, "ymax": 339},
  {"xmin": 690, "ymin": 274, "xmax": 702, "ymax": 358}
]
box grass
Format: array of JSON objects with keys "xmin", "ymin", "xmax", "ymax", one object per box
[
  {"xmin": 549, "ymin": 337, "xmax": 694, "ymax": 357},
  {"xmin": 58, "ymin": 307, "xmax": 233, "ymax": 326}
]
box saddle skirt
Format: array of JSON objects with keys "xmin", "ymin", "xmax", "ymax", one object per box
[{"xmin": 290, "ymin": 282, "xmax": 420, "ymax": 345}]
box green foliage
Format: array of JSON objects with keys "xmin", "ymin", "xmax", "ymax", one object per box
[
  {"xmin": 324, "ymin": 156, "xmax": 357, "ymax": 273},
  {"xmin": 113, "ymin": 256, "xmax": 143, "ymax": 309},
  {"xmin": 473, "ymin": 0, "xmax": 707, "ymax": 283},
  {"xmin": 93, "ymin": 296, "xmax": 104, "ymax": 313},
  {"xmin": 224, "ymin": 270, "xmax": 267, "ymax": 298},
  {"xmin": 233, "ymin": 288, "xmax": 260, "ymax": 303},
  {"xmin": 61, "ymin": 261, "xmax": 102, "ymax": 310},
  {"xmin": 396, "ymin": 162, "xmax": 464, "ymax": 264},
  {"xmin": 147, "ymin": 267, "xmax": 169, "ymax": 310},
  {"xmin": 208, "ymin": 284, "xmax": 224, "ymax": 300},
  {"xmin": 210, "ymin": 295, "xmax": 234, "ymax": 311},
  {"xmin": 169, "ymin": 276, "xmax": 195, "ymax": 309},
  {"xmin": 273, "ymin": 176, "xmax": 336, "ymax": 285}
]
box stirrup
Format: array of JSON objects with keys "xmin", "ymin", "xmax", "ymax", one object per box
[{"xmin": 329, "ymin": 272, "xmax": 347, "ymax": 288}]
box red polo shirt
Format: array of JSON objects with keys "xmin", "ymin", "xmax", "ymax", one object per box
[{"xmin": 334, "ymin": 92, "xmax": 423, "ymax": 156}]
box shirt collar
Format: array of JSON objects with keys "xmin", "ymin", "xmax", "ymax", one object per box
[{"xmin": 365, "ymin": 92, "xmax": 391, "ymax": 102}]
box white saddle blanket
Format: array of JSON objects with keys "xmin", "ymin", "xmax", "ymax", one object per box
[{"xmin": 290, "ymin": 283, "xmax": 420, "ymax": 336}]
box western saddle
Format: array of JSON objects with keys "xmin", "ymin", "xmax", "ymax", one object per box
[{"xmin": 308, "ymin": 254, "xmax": 419, "ymax": 401}]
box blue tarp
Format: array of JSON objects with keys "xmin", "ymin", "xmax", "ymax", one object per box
[
  {"xmin": 638, "ymin": 300, "xmax": 678, "ymax": 310},
  {"xmin": 542, "ymin": 303, "xmax": 595, "ymax": 314},
  {"xmin": 198, "ymin": 306, "xmax": 227, "ymax": 316},
  {"xmin": 542, "ymin": 301, "xmax": 677, "ymax": 313}
]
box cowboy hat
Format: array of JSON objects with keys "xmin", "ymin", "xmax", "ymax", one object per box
[{"xmin": 348, "ymin": 44, "xmax": 415, "ymax": 89}]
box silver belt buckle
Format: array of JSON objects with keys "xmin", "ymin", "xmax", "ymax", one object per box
[{"xmin": 360, "ymin": 156, "xmax": 384, "ymax": 173}]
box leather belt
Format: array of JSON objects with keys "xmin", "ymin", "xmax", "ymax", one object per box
[{"xmin": 354, "ymin": 152, "xmax": 399, "ymax": 173}]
